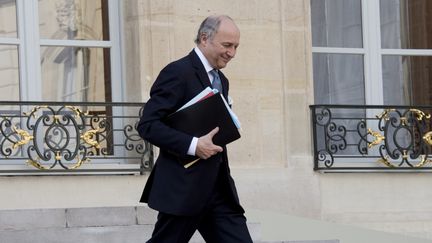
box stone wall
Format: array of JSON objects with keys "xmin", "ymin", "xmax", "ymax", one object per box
[
  {"xmin": 1, "ymin": 0, "xmax": 432, "ymax": 241},
  {"xmin": 0, "ymin": 206, "xmax": 261, "ymax": 243}
]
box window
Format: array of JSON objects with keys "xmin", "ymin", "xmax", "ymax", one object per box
[
  {"xmin": 380, "ymin": 0, "xmax": 432, "ymax": 106},
  {"xmin": 311, "ymin": 0, "xmax": 365, "ymax": 105},
  {"xmin": 311, "ymin": 0, "xmax": 432, "ymax": 106},
  {"xmin": 0, "ymin": 0, "xmax": 19, "ymax": 101},
  {"xmin": 0, "ymin": 0, "xmax": 123, "ymax": 102},
  {"xmin": 310, "ymin": 0, "xmax": 432, "ymax": 170},
  {"xmin": 0, "ymin": 1, "xmax": 153, "ymax": 174}
]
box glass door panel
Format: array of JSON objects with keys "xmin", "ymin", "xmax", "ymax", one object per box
[
  {"xmin": 41, "ymin": 46, "xmax": 111, "ymax": 102},
  {"xmin": 311, "ymin": 0, "xmax": 363, "ymax": 48},
  {"xmin": 0, "ymin": 45, "xmax": 19, "ymax": 101},
  {"xmin": 38, "ymin": 0, "xmax": 109, "ymax": 40},
  {"xmin": 0, "ymin": 0, "xmax": 17, "ymax": 38},
  {"xmin": 313, "ymin": 53, "xmax": 365, "ymax": 104},
  {"xmin": 381, "ymin": 0, "xmax": 432, "ymax": 49},
  {"xmin": 382, "ymin": 55, "xmax": 432, "ymax": 106}
]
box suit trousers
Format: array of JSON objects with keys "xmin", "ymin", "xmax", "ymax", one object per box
[{"xmin": 146, "ymin": 169, "xmax": 253, "ymax": 243}]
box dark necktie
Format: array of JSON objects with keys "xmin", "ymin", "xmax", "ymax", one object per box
[{"xmin": 210, "ymin": 69, "xmax": 222, "ymax": 93}]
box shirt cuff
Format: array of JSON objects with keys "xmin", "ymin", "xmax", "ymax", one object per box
[{"xmin": 187, "ymin": 137, "xmax": 198, "ymax": 156}]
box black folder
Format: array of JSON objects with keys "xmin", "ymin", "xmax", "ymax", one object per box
[{"xmin": 164, "ymin": 94, "xmax": 241, "ymax": 147}]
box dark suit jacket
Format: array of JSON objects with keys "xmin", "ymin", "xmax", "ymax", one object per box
[{"xmin": 137, "ymin": 50, "xmax": 243, "ymax": 216}]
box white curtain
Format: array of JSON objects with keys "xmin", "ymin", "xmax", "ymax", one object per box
[{"xmin": 311, "ymin": 0, "xmax": 364, "ymax": 105}]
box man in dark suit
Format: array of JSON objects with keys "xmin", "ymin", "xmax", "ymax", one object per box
[{"xmin": 137, "ymin": 15, "xmax": 253, "ymax": 242}]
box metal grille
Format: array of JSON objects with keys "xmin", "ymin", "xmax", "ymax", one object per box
[
  {"xmin": 0, "ymin": 101, "xmax": 153, "ymax": 175},
  {"xmin": 310, "ymin": 105, "xmax": 432, "ymax": 172}
]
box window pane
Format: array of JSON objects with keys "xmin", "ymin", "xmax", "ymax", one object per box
[
  {"xmin": 381, "ymin": 0, "xmax": 432, "ymax": 49},
  {"xmin": 0, "ymin": 45, "xmax": 19, "ymax": 101},
  {"xmin": 382, "ymin": 56, "xmax": 432, "ymax": 105},
  {"xmin": 41, "ymin": 46, "xmax": 111, "ymax": 102},
  {"xmin": 38, "ymin": 0, "xmax": 109, "ymax": 40},
  {"xmin": 0, "ymin": 0, "xmax": 17, "ymax": 38},
  {"xmin": 313, "ymin": 53, "xmax": 365, "ymax": 104},
  {"xmin": 122, "ymin": 0, "xmax": 145, "ymax": 102},
  {"xmin": 311, "ymin": 0, "xmax": 363, "ymax": 48}
]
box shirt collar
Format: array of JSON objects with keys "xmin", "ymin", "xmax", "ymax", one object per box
[{"xmin": 194, "ymin": 47, "xmax": 213, "ymax": 73}]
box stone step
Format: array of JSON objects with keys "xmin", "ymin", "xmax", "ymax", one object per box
[
  {"xmin": 0, "ymin": 225, "xmax": 338, "ymax": 243},
  {"xmin": 257, "ymin": 242, "xmax": 339, "ymax": 243},
  {"xmin": 0, "ymin": 206, "xmax": 340, "ymax": 243},
  {"xmin": 257, "ymin": 241, "xmax": 339, "ymax": 243},
  {"xmin": 4, "ymin": 225, "xmax": 338, "ymax": 243}
]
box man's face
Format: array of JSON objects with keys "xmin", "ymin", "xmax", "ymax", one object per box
[{"xmin": 200, "ymin": 19, "xmax": 240, "ymax": 69}]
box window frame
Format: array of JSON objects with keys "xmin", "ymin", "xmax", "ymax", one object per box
[
  {"xmin": 312, "ymin": 0, "xmax": 381, "ymax": 106},
  {"xmin": 0, "ymin": 0, "xmax": 143, "ymax": 174},
  {"xmin": 9, "ymin": 0, "xmax": 124, "ymax": 102},
  {"xmin": 312, "ymin": 0, "xmax": 432, "ymax": 106},
  {"xmin": 310, "ymin": 0, "xmax": 432, "ymax": 171}
]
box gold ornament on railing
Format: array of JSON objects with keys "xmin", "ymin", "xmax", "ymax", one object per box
[
  {"xmin": 378, "ymin": 151, "xmax": 430, "ymax": 168},
  {"xmin": 410, "ymin": 109, "xmax": 431, "ymax": 121},
  {"xmin": 374, "ymin": 109, "xmax": 432, "ymax": 168},
  {"xmin": 65, "ymin": 105, "xmax": 89, "ymax": 117},
  {"xmin": 423, "ymin": 131, "xmax": 432, "ymax": 146},
  {"xmin": 26, "ymin": 152, "xmax": 89, "ymax": 170},
  {"xmin": 376, "ymin": 109, "xmax": 396, "ymax": 120},
  {"xmin": 367, "ymin": 128, "xmax": 385, "ymax": 148},
  {"xmin": 23, "ymin": 105, "xmax": 48, "ymax": 118},
  {"xmin": 81, "ymin": 129, "xmax": 101, "ymax": 149},
  {"xmin": 11, "ymin": 105, "xmax": 100, "ymax": 170},
  {"xmin": 0, "ymin": 102, "xmax": 153, "ymax": 174},
  {"xmin": 12, "ymin": 126, "xmax": 34, "ymax": 149}
]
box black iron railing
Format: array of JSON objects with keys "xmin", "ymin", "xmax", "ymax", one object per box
[
  {"xmin": 0, "ymin": 101, "xmax": 153, "ymax": 175},
  {"xmin": 310, "ymin": 105, "xmax": 432, "ymax": 172}
]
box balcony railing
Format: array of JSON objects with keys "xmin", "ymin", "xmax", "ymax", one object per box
[
  {"xmin": 0, "ymin": 101, "xmax": 153, "ymax": 175},
  {"xmin": 310, "ymin": 104, "xmax": 432, "ymax": 172}
]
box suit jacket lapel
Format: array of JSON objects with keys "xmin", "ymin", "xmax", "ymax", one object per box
[
  {"xmin": 188, "ymin": 50, "xmax": 229, "ymax": 99},
  {"xmin": 189, "ymin": 51, "xmax": 212, "ymax": 89}
]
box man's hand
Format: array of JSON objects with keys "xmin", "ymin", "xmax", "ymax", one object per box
[{"xmin": 195, "ymin": 127, "xmax": 223, "ymax": 159}]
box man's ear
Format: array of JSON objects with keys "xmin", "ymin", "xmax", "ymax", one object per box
[{"xmin": 200, "ymin": 33, "xmax": 208, "ymax": 44}]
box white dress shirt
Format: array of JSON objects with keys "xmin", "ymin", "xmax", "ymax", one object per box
[{"xmin": 186, "ymin": 47, "xmax": 216, "ymax": 156}]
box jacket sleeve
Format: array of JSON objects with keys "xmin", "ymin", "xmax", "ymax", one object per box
[{"xmin": 137, "ymin": 64, "xmax": 194, "ymax": 158}]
